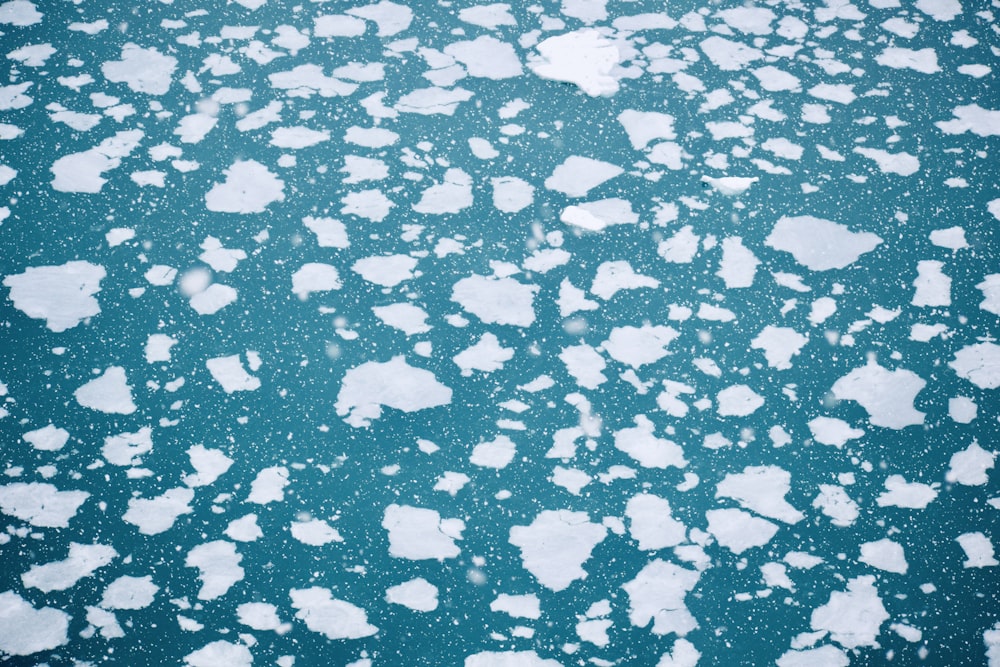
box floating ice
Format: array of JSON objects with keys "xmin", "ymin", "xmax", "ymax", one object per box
[
  {"xmin": 765, "ymin": 216, "xmax": 882, "ymax": 271},
  {"xmin": 336, "ymin": 356, "xmax": 452, "ymax": 427}
]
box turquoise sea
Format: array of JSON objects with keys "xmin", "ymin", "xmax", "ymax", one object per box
[{"xmin": 0, "ymin": 0, "xmax": 998, "ymax": 665}]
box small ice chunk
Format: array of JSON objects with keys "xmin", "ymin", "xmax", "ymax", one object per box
[
  {"xmin": 603, "ymin": 325, "xmax": 678, "ymax": 368},
  {"xmin": 184, "ymin": 641, "xmax": 252, "ymax": 667},
  {"xmin": 205, "ymin": 160, "xmax": 284, "ymax": 213},
  {"xmin": 292, "ymin": 263, "xmax": 341, "ymax": 299},
  {"xmin": 911, "ymin": 260, "xmax": 951, "ymax": 306},
  {"xmin": 102, "ymin": 43, "xmax": 177, "ymax": 95},
  {"xmin": 291, "ymin": 518, "xmax": 343, "ymax": 546},
  {"xmin": 813, "ymin": 485, "xmax": 860, "ymax": 527},
  {"xmin": 591, "ymin": 260, "xmax": 659, "ymax": 300},
  {"xmin": 454, "ymin": 333, "xmax": 514, "ymax": 376}
]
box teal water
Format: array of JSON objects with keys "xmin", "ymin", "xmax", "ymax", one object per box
[{"xmin": 1, "ymin": 0, "xmax": 998, "ymax": 665}]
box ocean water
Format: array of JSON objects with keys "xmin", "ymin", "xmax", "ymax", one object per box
[{"xmin": 0, "ymin": 0, "xmax": 998, "ymax": 665}]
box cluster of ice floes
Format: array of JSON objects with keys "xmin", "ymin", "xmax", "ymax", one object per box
[{"xmin": 1, "ymin": 0, "xmax": 998, "ymax": 664}]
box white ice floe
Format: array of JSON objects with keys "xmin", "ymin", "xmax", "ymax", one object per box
[
  {"xmin": 291, "ymin": 263, "xmax": 342, "ymax": 298},
  {"xmin": 123, "ymin": 487, "xmax": 194, "ymax": 535},
  {"xmin": 810, "ymin": 576, "xmax": 888, "ymax": 649},
  {"xmin": 22, "ymin": 424, "xmax": 69, "ymax": 451},
  {"xmin": 247, "ymin": 466, "xmax": 289, "ymax": 505},
  {"xmin": 490, "ymin": 593, "xmax": 540, "ymax": 619},
  {"xmin": 0, "ymin": 482, "xmax": 88, "ymax": 528},
  {"xmin": 413, "ymin": 168, "xmax": 473, "ymax": 214},
  {"xmin": 853, "ymin": 147, "xmax": 920, "ymax": 176},
  {"xmin": 373, "ymin": 303, "xmax": 431, "ymax": 335},
  {"xmin": 831, "ymin": 360, "xmax": 925, "ymax": 429},
  {"xmin": 618, "ymin": 110, "xmax": 676, "ymax": 149},
  {"xmin": 545, "ymin": 156, "xmax": 623, "ymax": 197},
  {"xmin": 225, "ymin": 514, "xmax": 263, "ymax": 542},
  {"xmin": 716, "ymin": 466, "xmax": 804, "ymax": 524},
  {"xmin": 454, "ymin": 334, "xmax": 514, "ymax": 376},
  {"xmin": 699, "ymin": 35, "xmax": 762, "ymax": 71},
  {"xmin": 813, "ymin": 485, "xmax": 860, "ymax": 527},
  {"xmin": 352, "ymin": 254, "xmax": 418, "ymax": 287},
  {"xmin": 949, "ymin": 342, "xmax": 1000, "ymax": 389},
  {"xmin": 303, "ymin": 216, "xmax": 349, "ymax": 248},
  {"xmin": 701, "ymin": 175, "xmax": 758, "ymax": 196},
  {"xmin": 706, "ymin": 508, "xmax": 779, "ymax": 554},
  {"xmin": 22, "ymin": 542, "xmax": 116, "ymax": 593},
  {"xmin": 560, "ymin": 198, "xmax": 638, "ymax": 231},
  {"xmin": 102, "ymin": 427, "xmax": 153, "ymax": 466},
  {"xmin": 751, "ymin": 326, "xmax": 808, "ymax": 370},
  {"xmin": 977, "ymin": 274, "xmax": 1000, "ymax": 315},
  {"xmin": 613, "ymin": 415, "xmax": 687, "ymax": 469},
  {"xmin": 451, "ymin": 274, "xmax": 538, "ymax": 327},
  {"xmin": 491, "ymin": 176, "xmax": 534, "ymax": 213},
  {"xmin": 0, "ymin": 591, "xmax": 69, "ymax": 656},
  {"xmin": 859, "ymin": 539, "xmax": 908, "ymax": 574},
  {"xmin": 935, "ymin": 104, "xmax": 1000, "ymax": 137},
  {"xmin": 335, "ymin": 356, "xmax": 452, "ymax": 427},
  {"xmin": 622, "ymin": 559, "xmax": 700, "ymax": 636},
  {"xmin": 237, "ymin": 601, "xmax": 291, "ymax": 634},
  {"xmin": 626, "ymin": 494, "xmax": 686, "ymax": 550},
  {"xmin": 808, "ymin": 417, "xmax": 864, "ymax": 448},
  {"xmin": 466, "ymin": 651, "xmax": 562, "ymax": 667},
  {"xmin": 560, "ymin": 344, "xmax": 608, "ymax": 389},
  {"xmin": 51, "ymin": 130, "xmax": 143, "ymax": 193},
  {"xmin": 205, "ymin": 159, "xmax": 284, "ymax": 213},
  {"xmin": 184, "ymin": 640, "xmax": 252, "ymax": 667},
  {"xmin": 207, "ymin": 354, "xmax": 261, "ymax": 393},
  {"xmin": 876, "ymin": 47, "xmax": 940, "ymax": 74},
  {"xmin": 185, "ymin": 541, "xmax": 244, "ymax": 600},
  {"xmin": 183, "ymin": 445, "xmax": 233, "ymax": 488},
  {"xmin": 470, "ymin": 434, "xmax": 517, "ymax": 469},
  {"xmin": 946, "ymin": 441, "xmax": 996, "ymax": 486},
  {"xmin": 876, "ymin": 475, "xmax": 938, "ymax": 509},
  {"xmin": 75, "ymin": 366, "xmax": 136, "ymax": 414},
  {"xmin": 291, "ymin": 518, "xmax": 343, "ymax": 546},
  {"xmin": 603, "ymin": 325, "xmax": 678, "ymax": 368},
  {"xmin": 102, "ymin": 43, "xmax": 177, "ymax": 95},
  {"xmin": 528, "ymin": 30, "xmax": 622, "ymax": 97},
  {"xmin": 716, "ymin": 384, "xmax": 764, "ymax": 417},
  {"xmin": 956, "ymin": 532, "xmax": 998, "ymax": 568},
  {"xmin": 382, "ymin": 504, "xmax": 463, "ymax": 560},
  {"xmin": 444, "ymin": 36, "xmax": 522, "ymax": 79},
  {"xmin": 385, "ymin": 578, "xmax": 439, "ymax": 612},
  {"xmin": 270, "ymin": 126, "xmax": 330, "ymax": 149},
  {"xmin": 395, "ymin": 86, "xmax": 473, "ymax": 115},
  {"xmin": 102, "ymin": 575, "xmax": 158, "ymax": 610},
  {"xmin": 509, "ymin": 510, "xmax": 606, "ymax": 591},
  {"xmin": 591, "ymin": 260, "xmax": 659, "ymax": 300},
  {"xmin": 765, "ymin": 216, "xmax": 882, "ymax": 271}
]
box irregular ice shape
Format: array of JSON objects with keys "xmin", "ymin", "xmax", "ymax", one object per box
[
  {"xmin": 949, "ymin": 342, "xmax": 1000, "ymax": 389},
  {"xmin": 102, "ymin": 43, "xmax": 177, "ymax": 95},
  {"xmin": 622, "ymin": 559, "xmax": 700, "ymax": 636},
  {"xmin": 810, "ymin": 576, "xmax": 888, "ymax": 649},
  {"xmin": 336, "ymin": 356, "xmax": 452, "ymax": 427},
  {"xmin": 0, "ymin": 482, "xmax": 88, "ymax": 528},
  {"xmin": 185, "ymin": 541, "xmax": 244, "ymax": 600},
  {"xmin": 75, "ymin": 366, "xmax": 136, "ymax": 414},
  {"xmin": 382, "ymin": 504, "xmax": 463, "ymax": 560},
  {"xmin": 22, "ymin": 542, "xmax": 116, "ymax": 593},
  {"xmin": 451, "ymin": 275, "xmax": 538, "ymax": 327},
  {"xmin": 528, "ymin": 30, "xmax": 622, "ymax": 96},
  {"xmin": 716, "ymin": 466, "xmax": 804, "ymax": 524},
  {"xmin": 4, "ymin": 261, "xmax": 105, "ymax": 331},
  {"xmin": 0, "ymin": 591, "xmax": 69, "ymax": 656},
  {"xmin": 766, "ymin": 216, "xmax": 882, "ymax": 271},
  {"xmin": 831, "ymin": 360, "xmax": 925, "ymax": 429},
  {"xmin": 509, "ymin": 510, "xmax": 607, "ymax": 591},
  {"xmin": 205, "ymin": 160, "xmax": 285, "ymax": 213},
  {"xmin": 51, "ymin": 130, "xmax": 143, "ymax": 193},
  {"xmin": 706, "ymin": 508, "xmax": 779, "ymax": 554}
]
